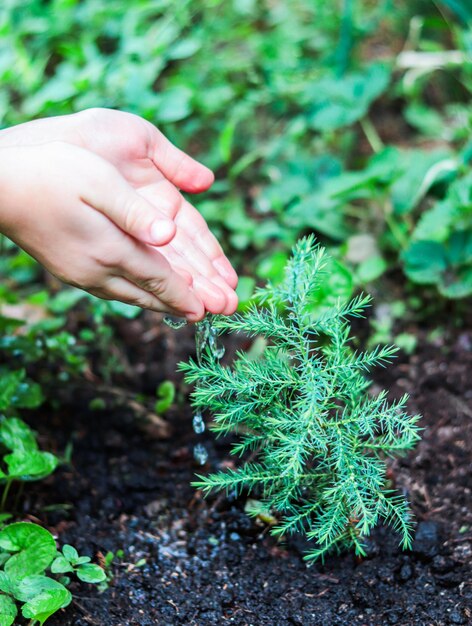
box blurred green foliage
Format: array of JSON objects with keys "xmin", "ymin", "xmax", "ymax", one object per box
[
  {"xmin": 0, "ymin": 0, "xmax": 471, "ymax": 306},
  {"xmin": 0, "ymin": 0, "xmax": 470, "ymax": 375}
]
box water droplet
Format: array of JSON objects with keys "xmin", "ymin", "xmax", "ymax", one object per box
[
  {"xmin": 214, "ymin": 344, "xmax": 225, "ymax": 359},
  {"xmin": 195, "ymin": 316, "xmax": 211, "ymax": 362},
  {"xmin": 208, "ymin": 329, "xmax": 225, "ymax": 359},
  {"xmin": 193, "ymin": 443, "xmax": 208, "ymax": 465},
  {"xmin": 193, "ymin": 411, "xmax": 205, "ymax": 434},
  {"xmin": 163, "ymin": 316, "xmax": 188, "ymax": 330}
]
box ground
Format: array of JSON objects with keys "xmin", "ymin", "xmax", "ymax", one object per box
[{"xmin": 24, "ymin": 316, "xmax": 472, "ymax": 626}]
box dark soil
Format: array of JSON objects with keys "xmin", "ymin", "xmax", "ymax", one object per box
[{"xmin": 24, "ymin": 318, "xmax": 472, "ymax": 626}]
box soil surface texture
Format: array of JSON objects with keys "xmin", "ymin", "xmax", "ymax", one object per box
[{"xmin": 24, "ymin": 319, "xmax": 472, "ymax": 626}]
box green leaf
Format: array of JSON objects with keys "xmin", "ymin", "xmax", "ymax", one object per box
[
  {"xmin": 236, "ymin": 277, "xmax": 256, "ymax": 312},
  {"xmin": 391, "ymin": 149, "xmax": 452, "ymax": 215},
  {"xmin": 76, "ymin": 563, "xmax": 106, "ymax": 584},
  {"xmin": 257, "ymin": 252, "xmax": 289, "ymax": 283},
  {"xmin": 0, "ymin": 523, "xmax": 57, "ymax": 580},
  {"xmin": 356, "ymin": 256, "xmax": 387, "ymax": 284},
  {"xmin": 167, "ymin": 38, "xmax": 201, "ymax": 60},
  {"xmin": 285, "ymin": 191, "xmax": 349, "ymax": 241},
  {"xmin": 0, "ymin": 572, "xmax": 17, "ymax": 597},
  {"xmin": 439, "ymin": 266, "xmax": 472, "ymax": 298},
  {"xmin": 0, "ymin": 417, "xmax": 38, "ymax": 452},
  {"xmin": 5, "ymin": 450, "xmax": 58, "ymax": 481},
  {"xmin": 50, "ymin": 556, "xmax": 73, "ymax": 575},
  {"xmin": 306, "ymin": 64, "xmax": 391, "ymax": 131},
  {"xmin": 403, "ymin": 232, "xmax": 472, "ymax": 298},
  {"xmin": 61, "ymin": 544, "xmax": 78, "ymax": 564},
  {"xmin": 155, "ymin": 86, "xmax": 193, "ymax": 123},
  {"xmin": 49, "ymin": 288, "xmax": 86, "ymax": 314},
  {"xmin": 402, "ymin": 241, "xmax": 447, "ymax": 284},
  {"xmin": 0, "ymin": 372, "xmax": 43, "ymax": 412},
  {"xmin": 16, "ymin": 575, "xmax": 68, "ymax": 603},
  {"xmin": 21, "ymin": 588, "xmax": 71, "ymax": 625},
  {"xmin": 0, "ymin": 594, "xmax": 17, "ymax": 626}
]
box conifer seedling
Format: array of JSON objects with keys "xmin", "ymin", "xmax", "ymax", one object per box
[{"xmin": 180, "ymin": 236, "xmax": 420, "ymax": 560}]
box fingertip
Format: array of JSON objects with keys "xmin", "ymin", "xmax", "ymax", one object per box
[
  {"xmin": 183, "ymin": 165, "xmax": 215, "ymax": 193},
  {"xmin": 193, "ymin": 276, "xmax": 227, "ymax": 314},
  {"xmin": 222, "ymin": 290, "xmax": 239, "ymax": 316},
  {"xmin": 150, "ymin": 219, "xmax": 176, "ymax": 246},
  {"xmin": 186, "ymin": 298, "xmax": 206, "ymax": 322},
  {"xmin": 195, "ymin": 166, "xmax": 215, "ymax": 192}
]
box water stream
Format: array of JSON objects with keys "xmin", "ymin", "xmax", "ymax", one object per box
[{"xmin": 164, "ymin": 314, "xmax": 225, "ymax": 464}]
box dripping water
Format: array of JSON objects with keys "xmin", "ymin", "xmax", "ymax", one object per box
[
  {"xmin": 193, "ymin": 443, "xmax": 209, "ymax": 465},
  {"xmin": 163, "ymin": 316, "xmax": 188, "ymax": 330},
  {"xmin": 192, "ymin": 410, "xmax": 205, "ymax": 434},
  {"xmin": 165, "ymin": 314, "xmax": 225, "ymax": 463}
]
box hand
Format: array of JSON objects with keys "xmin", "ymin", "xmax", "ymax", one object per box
[
  {"xmin": 0, "ymin": 141, "xmax": 216, "ymax": 321},
  {"xmin": 0, "ymin": 109, "xmax": 238, "ymax": 317}
]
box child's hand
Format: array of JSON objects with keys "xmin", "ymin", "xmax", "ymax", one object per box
[{"xmin": 0, "ymin": 109, "xmax": 238, "ymax": 319}]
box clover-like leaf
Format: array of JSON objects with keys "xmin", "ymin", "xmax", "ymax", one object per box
[
  {"xmin": 61, "ymin": 544, "xmax": 78, "ymax": 564},
  {"xmin": 0, "ymin": 523, "xmax": 56, "ymax": 580},
  {"xmin": 403, "ymin": 231, "xmax": 472, "ymax": 298},
  {"xmin": 0, "ymin": 371, "xmax": 43, "ymax": 412},
  {"xmin": 0, "ymin": 417, "xmax": 38, "ymax": 453},
  {"xmin": 0, "ymin": 572, "xmax": 17, "ymax": 598},
  {"xmin": 402, "ymin": 241, "xmax": 447, "ymax": 284},
  {"xmin": 21, "ymin": 588, "xmax": 71, "ymax": 625},
  {"xmin": 76, "ymin": 563, "xmax": 106, "ymax": 584},
  {"xmin": 50, "ymin": 556, "xmax": 73, "ymax": 575},
  {"xmin": 4, "ymin": 450, "xmax": 58, "ymax": 481},
  {"xmin": 306, "ymin": 64, "xmax": 391, "ymax": 131},
  {"xmin": 16, "ymin": 575, "xmax": 69, "ymax": 603},
  {"xmin": 0, "ymin": 594, "xmax": 17, "ymax": 626}
]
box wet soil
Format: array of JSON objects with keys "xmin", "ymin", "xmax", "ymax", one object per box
[{"xmin": 24, "ymin": 318, "xmax": 472, "ymax": 626}]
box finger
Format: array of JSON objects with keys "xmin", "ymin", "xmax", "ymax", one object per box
[
  {"xmin": 82, "ymin": 158, "xmax": 177, "ymax": 246},
  {"xmin": 151, "ymin": 244, "xmax": 230, "ymax": 314},
  {"xmin": 89, "ymin": 277, "xmax": 185, "ymax": 316},
  {"xmin": 176, "ymin": 200, "xmax": 239, "ymax": 288},
  {"xmin": 138, "ymin": 183, "xmax": 238, "ymax": 289},
  {"xmin": 159, "ymin": 244, "xmax": 237, "ymax": 315},
  {"xmin": 145, "ymin": 121, "xmax": 215, "ymax": 193},
  {"xmin": 117, "ymin": 241, "xmax": 205, "ymax": 320}
]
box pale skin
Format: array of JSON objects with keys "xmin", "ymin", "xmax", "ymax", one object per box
[{"xmin": 0, "ymin": 108, "xmax": 239, "ymax": 322}]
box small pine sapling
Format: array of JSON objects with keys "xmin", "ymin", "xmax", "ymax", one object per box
[{"xmin": 180, "ymin": 236, "xmax": 421, "ymax": 560}]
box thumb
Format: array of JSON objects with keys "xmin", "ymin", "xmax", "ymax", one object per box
[{"xmin": 84, "ymin": 159, "xmax": 176, "ymax": 246}]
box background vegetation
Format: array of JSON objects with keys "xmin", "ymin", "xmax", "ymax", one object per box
[{"xmin": 0, "ymin": 0, "xmax": 471, "ymax": 332}]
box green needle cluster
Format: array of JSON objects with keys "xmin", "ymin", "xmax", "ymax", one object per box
[{"xmin": 180, "ymin": 236, "xmax": 421, "ymax": 560}]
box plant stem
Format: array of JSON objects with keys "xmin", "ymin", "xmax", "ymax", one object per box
[
  {"xmin": 0, "ymin": 480, "xmax": 12, "ymax": 511},
  {"xmin": 360, "ymin": 117, "xmax": 384, "ymax": 154}
]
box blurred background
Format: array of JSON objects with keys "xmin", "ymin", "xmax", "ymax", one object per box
[{"xmin": 0, "ymin": 0, "xmax": 471, "ymax": 352}]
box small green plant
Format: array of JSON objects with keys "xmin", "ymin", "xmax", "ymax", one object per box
[
  {"xmin": 0, "ymin": 368, "xmax": 59, "ymax": 511},
  {"xmin": 154, "ymin": 381, "xmax": 176, "ymax": 415},
  {"xmin": 0, "ymin": 417, "xmax": 59, "ymax": 512},
  {"xmin": 181, "ymin": 237, "xmax": 421, "ymax": 560},
  {"xmin": 0, "ymin": 522, "xmax": 105, "ymax": 625}
]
